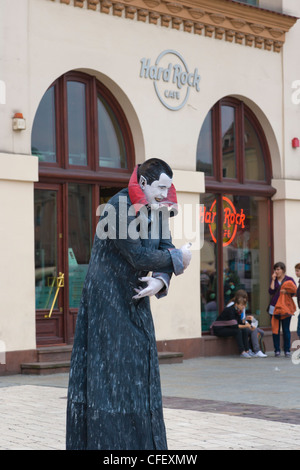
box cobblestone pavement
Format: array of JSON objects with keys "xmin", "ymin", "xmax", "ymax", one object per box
[{"xmin": 0, "ymin": 354, "xmax": 300, "ymax": 450}]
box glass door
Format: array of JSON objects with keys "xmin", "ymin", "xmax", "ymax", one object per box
[
  {"xmin": 34, "ymin": 182, "xmax": 124, "ymax": 345},
  {"xmin": 66, "ymin": 183, "xmax": 92, "ymax": 343},
  {"xmin": 35, "ymin": 184, "xmax": 65, "ymax": 345}
]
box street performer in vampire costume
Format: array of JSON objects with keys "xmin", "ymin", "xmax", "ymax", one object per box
[{"xmin": 66, "ymin": 158, "xmax": 192, "ymax": 450}]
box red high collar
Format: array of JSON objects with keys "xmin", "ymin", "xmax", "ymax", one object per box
[{"xmin": 128, "ymin": 165, "xmax": 178, "ymax": 215}]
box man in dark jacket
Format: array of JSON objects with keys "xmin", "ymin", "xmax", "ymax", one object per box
[
  {"xmin": 66, "ymin": 158, "xmax": 191, "ymax": 450},
  {"xmin": 212, "ymin": 293, "xmax": 252, "ymax": 358}
]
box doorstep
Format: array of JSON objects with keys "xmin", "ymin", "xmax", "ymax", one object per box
[{"xmin": 20, "ymin": 346, "xmax": 183, "ymax": 375}]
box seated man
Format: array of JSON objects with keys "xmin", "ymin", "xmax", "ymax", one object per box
[
  {"xmin": 212, "ymin": 292, "xmax": 252, "ymax": 358},
  {"xmin": 226, "ymin": 290, "xmax": 267, "ymax": 358}
]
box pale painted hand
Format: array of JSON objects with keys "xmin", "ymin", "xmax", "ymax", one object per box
[
  {"xmin": 180, "ymin": 242, "xmax": 192, "ymax": 270},
  {"xmin": 133, "ymin": 277, "xmax": 164, "ymax": 299}
]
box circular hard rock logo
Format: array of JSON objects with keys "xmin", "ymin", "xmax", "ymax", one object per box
[
  {"xmin": 200, "ymin": 196, "xmax": 246, "ymax": 247},
  {"xmin": 140, "ymin": 50, "xmax": 201, "ymax": 111}
]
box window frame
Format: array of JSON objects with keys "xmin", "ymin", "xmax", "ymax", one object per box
[
  {"xmin": 36, "ymin": 71, "xmax": 135, "ymax": 185},
  {"xmin": 199, "ymin": 97, "xmax": 274, "ymax": 332},
  {"xmin": 202, "ymin": 97, "xmax": 274, "ymax": 199}
]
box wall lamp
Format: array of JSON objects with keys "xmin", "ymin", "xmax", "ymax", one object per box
[{"xmin": 12, "ymin": 112, "xmax": 26, "ymax": 131}]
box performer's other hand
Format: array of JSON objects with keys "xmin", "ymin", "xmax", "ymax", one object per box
[
  {"xmin": 133, "ymin": 277, "xmax": 164, "ymax": 299},
  {"xmin": 180, "ymin": 243, "xmax": 192, "ymax": 270}
]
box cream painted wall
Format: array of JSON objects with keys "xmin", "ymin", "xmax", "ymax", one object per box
[
  {"xmin": 272, "ymin": 178, "xmax": 300, "ymax": 333},
  {"xmin": 151, "ymin": 170, "xmax": 204, "ymax": 341},
  {"xmin": 152, "ymin": 191, "xmax": 202, "ymax": 341},
  {"xmin": 0, "ymin": 153, "xmax": 38, "ymax": 352},
  {"xmin": 270, "ymin": 0, "xmax": 300, "ymax": 333},
  {"xmin": 0, "ymin": 0, "xmax": 284, "ymax": 176},
  {"xmin": 2, "ymin": 0, "xmax": 300, "ymax": 352},
  {"xmin": 0, "ymin": 0, "xmax": 30, "ymax": 155},
  {"xmin": 24, "ymin": 0, "xmax": 284, "ymax": 174},
  {"xmin": 24, "ymin": 1, "xmax": 287, "ymax": 341}
]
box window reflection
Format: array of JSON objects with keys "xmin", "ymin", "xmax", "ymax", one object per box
[
  {"xmin": 35, "ymin": 190, "xmax": 57, "ymax": 309},
  {"xmin": 68, "ymin": 184, "xmax": 92, "ymax": 308},
  {"xmin": 98, "ymin": 95, "xmax": 127, "ymax": 169},
  {"xmin": 222, "ymin": 195, "xmax": 270, "ymax": 325},
  {"xmin": 67, "ymin": 81, "xmax": 88, "ymax": 166},
  {"xmin": 233, "ymin": 0, "xmax": 258, "ymax": 5},
  {"xmin": 200, "ymin": 193, "xmax": 271, "ymax": 329},
  {"xmin": 222, "ymin": 106, "xmax": 236, "ymax": 178},
  {"xmin": 197, "ymin": 99, "xmax": 271, "ymax": 332},
  {"xmin": 200, "ymin": 193, "xmax": 218, "ymax": 331},
  {"xmin": 244, "ymin": 116, "xmax": 266, "ymax": 180},
  {"xmin": 196, "ymin": 111, "xmax": 213, "ymax": 176},
  {"xmin": 31, "ymin": 74, "xmax": 131, "ymax": 172},
  {"xmin": 32, "ymin": 87, "xmax": 56, "ymax": 163}
]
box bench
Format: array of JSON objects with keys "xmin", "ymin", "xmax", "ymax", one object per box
[{"xmin": 201, "ymin": 330, "xmax": 273, "ymax": 356}]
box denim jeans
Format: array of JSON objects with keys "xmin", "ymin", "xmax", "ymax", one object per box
[
  {"xmin": 272, "ymin": 316, "xmax": 291, "ymax": 353},
  {"xmin": 214, "ymin": 326, "xmax": 249, "ymax": 354}
]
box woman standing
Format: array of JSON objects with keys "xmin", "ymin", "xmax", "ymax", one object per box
[
  {"xmin": 268, "ymin": 262, "xmax": 296, "ymax": 357},
  {"xmin": 295, "ymin": 263, "xmax": 300, "ymax": 339}
]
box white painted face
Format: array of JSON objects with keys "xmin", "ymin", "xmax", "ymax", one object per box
[{"xmin": 139, "ymin": 173, "xmax": 173, "ymax": 206}]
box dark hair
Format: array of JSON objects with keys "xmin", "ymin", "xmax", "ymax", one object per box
[
  {"xmin": 274, "ymin": 261, "xmax": 286, "ymax": 272},
  {"xmin": 138, "ymin": 158, "xmax": 173, "ymax": 185},
  {"xmin": 295, "ymin": 263, "xmax": 300, "ymax": 270},
  {"xmin": 234, "ymin": 289, "xmax": 248, "ymax": 301},
  {"xmin": 234, "ymin": 294, "xmax": 247, "ymax": 306}
]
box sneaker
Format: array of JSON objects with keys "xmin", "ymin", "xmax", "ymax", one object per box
[
  {"xmin": 248, "ymin": 349, "xmax": 255, "ymax": 357},
  {"xmin": 253, "ymin": 350, "xmax": 268, "ymax": 358},
  {"xmin": 240, "ymin": 352, "xmax": 251, "ymax": 358},
  {"xmin": 285, "ymin": 352, "xmax": 291, "ymax": 358},
  {"xmin": 275, "ymin": 351, "xmax": 280, "ymax": 357}
]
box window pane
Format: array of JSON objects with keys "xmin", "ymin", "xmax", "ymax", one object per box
[
  {"xmin": 35, "ymin": 189, "xmax": 57, "ymax": 309},
  {"xmin": 222, "ymin": 195, "xmax": 270, "ymax": 327},
  {"xmin": 222, "ymin": 106, "xmax": 236, "ymax": 178},
  {"xmin": 98, "ymin": 95, "xmax": 127, "ymax": 169},
  {"xmin": 31, "ymin": 87, "xmax": 56, "ymax": 163},
  {"xmin": 244, "ymin": 116, "xmax": 266, "ymax": 181},
  {"xmin": 67, "ymin": 81, "xmax": 88, "ymax": 166},
  {"xmin": 68, "ymin": 184, "xmax": 92, "ymax": 308},
  {"xmin": 200, "ymin": 193, "xmax": 218, "ymax": 331},
  {"xmin": 196, "ymin": 111, "xmax": 213, "ymax": 176},
  {"xmin": 233, "ymin": 0, "xmax": 258, "ymax": 5}
]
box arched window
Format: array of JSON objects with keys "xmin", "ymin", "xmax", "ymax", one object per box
[
  {"xmin": 32, "ymin": 71, "xmax": 135, "ymax": 346},
  {"xmin": 32, "ymin": 71, "xmax": 134, "ymax": 172},
  {"xmin": 197, "ymin": 98, "xmax": 274, "ymax": 332}
]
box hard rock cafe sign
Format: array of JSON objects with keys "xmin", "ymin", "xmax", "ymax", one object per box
[
  {"xmin": 139, "ymin": 50, "xmax": 201, "ymax": 111},
  {"xmin": 200, "ymin": 196, "xmax": 246, "ymax": 247}
]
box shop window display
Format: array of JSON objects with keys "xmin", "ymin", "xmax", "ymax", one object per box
[{"xmin": 197, "ymin": 98, "xmax": 273, "ymax": 331}]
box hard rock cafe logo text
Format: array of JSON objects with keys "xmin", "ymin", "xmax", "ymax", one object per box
[
  {"xmin": 140, "ymin": 50, "xmax": 201, "ymax": 111},
  {"xmin": 200, "ymin": 196, "xmax": 245, "ymax": 246}
]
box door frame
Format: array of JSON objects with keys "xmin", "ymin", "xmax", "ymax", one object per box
[
  {"xmin": 32, "ymin": 70, "xmax": 135, "ymax": 346},
  {"xmin": 35, "ymin": 182, "xmax": 66, "ymax": 345}
]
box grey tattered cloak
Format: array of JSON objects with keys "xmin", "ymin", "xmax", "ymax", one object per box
[{"xmin": 66, "ymin": 166, "xmax": 184, "ymax": 450}]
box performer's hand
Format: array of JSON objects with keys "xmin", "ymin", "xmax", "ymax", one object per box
[
  {"xmin": 180, "ymin": 243, "xmax": 192, "ymax": 270},
  {"xmin": 133, "ymin": 277, "xmax": 164, "ymax": 299}
]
